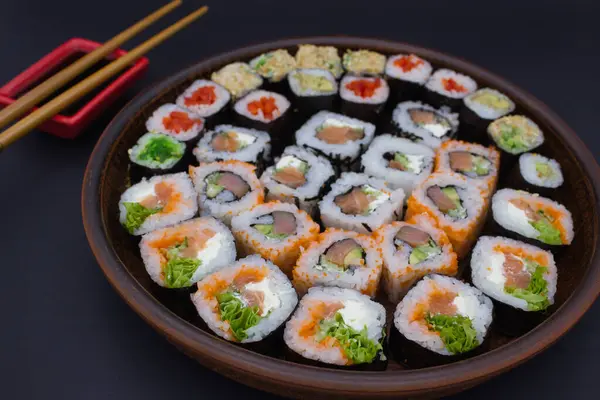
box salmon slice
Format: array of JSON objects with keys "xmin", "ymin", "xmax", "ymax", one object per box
[
  {"xmin": 509, "ymin": 199, "xmax": 540, "ymax": 221},
  {"xmin": 272, "ymin": 166, "xmax": 306, "ymax": 188},
  {"xmin": 428, "ymin": 290, "xmax": 457, "ymax": 316},
  {"xmin": 272, "ymin": 211, "xmax": 297, "ymax": 236},
  {"xmin": 316, "ymin": 125, "xmax": 364, "ymax": 144},
  {"xmin": 179, "ymin": 228, "xmax": 215, "ymax": 258},
  {"xmin": 426, "ymin": 186, "xmax": 456, "ymax": 213},
  {"xmin": 184, "ymin": 85, "xmax": 216, "ymax": 107},
  {"xmin": 334, "ymin": 187, "xmax": 371, "ymax": 215},
  {"xmin": 324, "ymin": 238, "xmax": 361, "ymax": 266},
  {"xmin": 503, "ymin": 253, "xmax": 530, "ymax": 289},
  {"xmin": 162, "ymin": 111, "xmax": 201, "ymax": 133},
  {"xmin": 241, "ymin": 289, "xmax": 265, "ymax": 315},
  {"xmin": 396, "ymin": 226, "xmax": 431, "ymax": 248},
  {"xmin": 233, "ymin": 269, "xmax": 265, "ymax": 289},
  {"xmin": 389, "ymin": 160, "xmax": 407, "ymax": 171},
  {"xmin": 449, "ymin": 151, "xmax": 473, "ymax": 172},
  {"xmin": 211, "ymin": 132, "xmax": 239, "ymax": 152},
  {"xmin": 218, "ymin": 173, "xmax": 250, "ymax": 199},
  {"xmin": 409, "ymin": 109, "xmax": 436, "ymax": 125},
  {"xmin": 139, "ymin": 181, "xmax": 175, "ymax": 209}
]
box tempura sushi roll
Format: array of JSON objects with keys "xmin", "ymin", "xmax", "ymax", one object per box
[
  {"xmin": 211, "ymin": 62, "xmax": 263, "ymax": 98},
  {"xmin": 139, "ymin": 217, "xmax": 236, "ymax": 288},
  {"xmin": 192, "ymin": 255, "xmax": 298, "ymax": 343},
  {"xmin": 119, "ymin": 172, "xmax": 198, "ymax": 235},
  {"xmin": 385, "ymin": 53, "xmax": 432, "ymax": 101},
  {"xmin": 295, "ymin": 44, "xmax": 343, "ymax": 78},
  {"xmin": 392, "ymin": 101, "xmax": 459, "ymax": 149},
  {"xmin": 461, "ymin": 88, "xmax": 515, "ymax": 142},
  {"xmin": 319, "ymin": 172, "xmax": 405, "ymax": 234},
  {"xmin": 292, "ymin": 229, "xmax": 383, "ymax": 297},
  {"xmin": 392, "ymin": 275, "xmax": 493, "ymax": 367},
  {"xmin": 260, "ymin": 145, "xmax": 336, "ymax": 216},
  {"xmin": 231, "ymin": 202, "xmax": 320, "ymax": 275},
  {"xmin": 284, "ymin": 287, "xmax": 386, "ymax": 366},
  {"xmin": 189, "ymin": 161, "xmax": 264, "ymax": 226},
  {"xmin": 425, "ymin": 69, "xmax": 477, "ymax": 110},
  {"xmin": 487, "ymin": 115, "xmax": 544, "ymax": 155},
  {"xmin": 175, "ymin": 79, "xmax": 231, "ymax": 120},
  {"xmin": 342, "ymin": 49, "xmax": 386, "ymax": 76},
  {"xmin": 128, "ymin": 132, "xmax": 186, "ymax": 179},
  {"xmin": 405, "ymin": 172, "xmax": 486, "ymax": 258},
  {"xmin": 360, "ymin": 134, "xmax": 435, "ymax": 194},
  {"xmin": 339, "ymin": 75, "xmax": 390, "ymax": 121},
  {"xmin": 375, "ymin": 213, "xmax": 458, "ymax": 303},
  {"xmin": 490, "ymin": 189, "xmax": 573, "ymax": 246},
  {"xmin": 288, "ymin": 68, "xmax": 338, "ymax": 113},
  {"xmin": 512, "ymin": 153, "xmax": 564, "ymax": 197},
  {"xmin": 146, "ymin": 104, "xmax": 204, "ymax": 143},
  {"xmin": 250, "ymin": 49, "xmax": 296, "ymax": 84}
]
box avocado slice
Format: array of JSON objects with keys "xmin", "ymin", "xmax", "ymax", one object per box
[
  {"xmin": 472, "ymin": 92, "xmax": 510, "ymax": 110},
  {"xmin": 206, "ymin": 183, "xmax": 224, "ymax": 199},
  {"xmin": 343, "ymin": 247, "xmax": 364, "ymax": 267},
  {"xmin": 409, "ymin": 240, "xmax": 442, "ymax": 265},
  {"xmin": 472, "ymin": 156, "xmax": 490, "ymax": 176},
  {"xmin": 441, "ymin": 187, "xmax": 461, "ymax": 208},
  {"xmin": 318, "ymin": 256, "xmax": 344, "ymax": 271},
  {"xmin": 535, "ymin": 162, "xmax": 553, "ymax": 178},
  {"xmin": 253, "ymin": 224, "xmax": 288, "ymax": 240},
  {"xmin": 394, "ymin": 152, "xmax": 411, "ymax": 171}
]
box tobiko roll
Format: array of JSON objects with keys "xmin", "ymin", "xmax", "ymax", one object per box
[
  {"xmin": 385, "ymin": 53, "xmax": 432, "ymax": 101},
  {"xmin": 287, "ymin": 68, "xmax": 338, "ymax": 113},
  {"xmin": 128, "ymin": 132, "xmax": 186, "ymax": 179},
  {"xmin": 146, "ymin": 103, "xmax": 204, "ymax": 143},
  {"xmin": 175, "ymin": 79, "xmax": 231, "ymax": 120},
  {"xmin": 295, "ymin": 44, "xmax": 343, "ymax": 78},
  {"xmin": 342, "ymin": 49, "xmax": 386, "ymax": 76},
  {"xmin": 211, "ymin": 62, "xmax": 263, "ymax": 99},
  {"xmin": 339, "ymin": 75, "xmax": 390, "ymax": 121},
  {"xmin": 392, "ymin": 101, "xmax": 458, "ymax": 149},
  {"xmin": 425, "ymin": 68, "xmax": 477, "ymax": 110}
]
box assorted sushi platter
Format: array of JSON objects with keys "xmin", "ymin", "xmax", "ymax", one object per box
[{"xmin": 83, "ymin": 38, "xmax": 600, "ymax": 399}]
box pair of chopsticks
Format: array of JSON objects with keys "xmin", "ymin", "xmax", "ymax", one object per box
[{"xmin": 0, "ymin": 0, "xmax": 208, "ymax": 152}]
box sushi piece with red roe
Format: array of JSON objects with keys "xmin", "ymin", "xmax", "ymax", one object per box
[
  {"xmin": 339, "ymin": 75, "xmax": 390, "ymax": 122},
  {"xmin": 176, "ymin": 80, "xmax": 231, "ymax": 126},
  {"xmin": 385, "ymin": 54, "xmax": 432, "ymax": 102},
  {"xmin": 146, "ymin": 104, "xmax": 205, "ymax": 145},
  {"xmin": 425, "ymin": 69, "xmax": 477, "ymax": 110}
]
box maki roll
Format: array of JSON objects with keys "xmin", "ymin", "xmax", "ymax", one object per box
[
  {"xmin": 249, "ymin": 49, "xmax": 296, "ymax": 86},
  {"xmin": 192, "ymin": 255, "xmax": 298, "ymax": 343},
  {"xmin": 119, "ymin": 172, "xmax": 198, "ymax": 236},
  {"xmin": 292, "ymin": 228, "xmax": 383, "ymax": 297},
  {"xmin": 260, "ymin": 145, "xmax": 336, "ymax": 216},
  {"xmin": 193, "ymin": 125, "xmax": 271, "ymax": 174},
  {"xmin": 128, "ymin": 132, "xmax": 186, "ymax": 179},
  {"xmin": 513, "ymin": 153, "xmax": 564, "ymax": 196},
  {"xmin": 392, "ymin": 275, "xmax": 493, "ymax": 368},
  {"xmin": 425, "ymin": 69, "xmax": 477, "ymax": 110},
  {"xmin": 461, "ymin": 88, "xmax": 515, "ymax": 143},
  {"xmin": 211, "ymin": 62, "xmax": 263, "ymax": 99},
  {"xmin": 385, "ymin": 54, "xmax": 432, "ymax": 102},
  {"xmin": 189, "ymin": 160, "xmax": 264, "ymax": 226},
  {"xmin": 231, "ymin": 201, "xmax": 320, "ymax": 276},
  {"xmin": 375, "ymin": 213, "xmax": 458, "ymax": 303},
  {"xmin": 339, "ymin": 75, "xmax": 390, "ymax": 121},
  {"xmin": 405, "ymin": 172, "xmax": 486, "ymax": 259},
  {"xmin": 487, "ymin": 115, "xmax": 544, "ymax": 156},
  {"xmin": 360, "ymin": 134, "xmax": 435, "ymax": 194},
  {"xmin": 295, "ymin": 44, "xmax": 343, "ymax": 78},
  {"xmin": 284, "ymin": 287, "xmax": 386, "ymax": 367},
  {"xmin": 139, "ymin": 217, "xmax": 236, "ymax": 288},
  {"xmin": 490, "ymin": 189, "xmax": 573, "ymax": 247},
  {"xmin": 391, "ymin": 101, "xmax": 459, "ymax": 149},
  {"xmin": 319, "ymin": 172, "xmax": 405, "ymax": 234},
  {"xmin": 146, "ymin": 104, "xmax": 204, "ymax": 143},
  {"xmin": 288, "ymin": 68, "xmax": 338, "ymax": 114},
  {"xmin": 342, "ymin": 49, "xmax": 386, "ymax": 76},
  {"xmin": 295, "ymin": 111, "xmax": 375, "ymax": 168},
  {"xmin": 175, "ymin": 79, "xmax": 231, "ymax": 122}
]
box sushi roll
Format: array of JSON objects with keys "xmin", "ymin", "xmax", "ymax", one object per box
[
  {"xmin": 295, "ymin": 44, "xmax": 343, "ymax": 78},
  {"xmin": 391, "ymin": 101, "xmax": 459, "ymax": 149},
  {"xmin": 211, "ymin": 62, "xmax": 263, "ymax": 99},
  {"xmin": 128, "ymin": 132, "xmax": 186, "ymax": 179},
  {"xmin": 249, "ymin": 49, "xmax": 297, "ymax": 85},
  {"xmin": 192, "ymin": 255, "xmax": 298, "ymax": 343},
  {"xmin": 139, "ymin": 217, "xmax": 236, "ymax": 288},
  {"xmin": 425, "ymin": 69, "xmax": 477, "ymax": 110},
  {"xmin": 295, "ymin": 111, "xmax": 376, "ymax": 169},
  {"xmin": 487, "ymin": 115, "xmax": 544, "ymax": 156},
  {"xmin": 175, "ymin": 80, "xmax": 231, "ymax": 122},
  {"xmin": 292, "ymin": 228, "xmax": 383, "ymax": 297},
  {"xmin": 339, "ymin": 75, "xmax": 390, "ymax": 121},
  {"xmin": 288, "ymin": 68, "xmax": 338, "ymax": 114},
  {"xmin": 461, "ymin": 88, "xmax": 515, "ymax": 143},
  {"xmin": 385, "ymin": 54, "xmax": 432, "ymax": 102},
  {"xmin": 342, "ymin": 49, "xmax": 386, "ymax": 76},
  {"xmin": 146, "ymin": 104, "xmax": 204, "ymax": 143},
  {"xmin": 360, "ymin": 134, "xmax": 435, "ymax": 194},
  {"xmin": 189, "ymin": 160, "xmax": 264, "ymax": 226},
  {"xmin": 511, "ymin": 153, "xmax": 564, "ymax": 197},
  {"xmin": 260, "ymin": 145, "xmax": 336, "ymax": 216},
  {"xmin": 392, "ymin": 275, "xmax": 493, "ymax": 367},
  {"xmin": 489, "ymin": 189, "xmax": 573, "ymax": 247},
  {"xmin": 231, "ymin": 201, "xmax": 320, "ymax": 276},
  {"xmin": 284, "ymin": 287, "xmax": 386, "ymax": 367},
  {"xmin": 119, "ymin": 172, "xmax": 198, "ymax": 236},
  {"xmin": 405, "ymin": 172, "xmax": 486, "ymax": 259},
  {"xmin": 193, "ymin": 125, "xmax": 271, "ymax": 174},
  {"xmin": 375, "ymin": 213, "xmax": 458, "ymax": 303},
  {"xmin": 319, "ymin": 172, "xmax": 405, "ymax": 234}
]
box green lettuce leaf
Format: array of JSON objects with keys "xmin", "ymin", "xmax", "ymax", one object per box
[
  {"xmin": 531, "ymin": 212, "xmax": 562, "ymax": 245},
  {"xmin": 122, "ymin": 202, "xmax": 162, "ymax": 234},
  {"xmin": 425, "ymin": 313, "xmax": 479, "ymax": 355},
  {"xmin": 216, "ymin": 291, "xmax": 262, "ymax": 341},
  {"xmin": 505, "ymin": 263, "xmax": 550, "ymax": 311},
  {"xmin": 164, "ymin": 256, "xmax": 201, "ymax": 288}
]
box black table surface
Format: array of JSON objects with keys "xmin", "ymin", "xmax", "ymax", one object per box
[{"xmin": 3, "ymin": 0, "xmax": 599, "ymax": 398}]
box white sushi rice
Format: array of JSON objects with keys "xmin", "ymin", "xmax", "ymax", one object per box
[
  {"xmin": 139, "ymin": 217, "xmax": 236, "ymax": 287},
  {"xmin": 471, "ymin": 236, "xmax": 557, "ymax": 311},
  {"xmin": 394, "ymin": 275, "xmax": 493, "ymax": 356},
  {"xmin": 491, "ymin": 189, "xmax": 574, "ymax": 244},
  {"xmin": 145, "ymin": 103, "xmax": 204, "ymax": 142},
  {"xmin": 392, "ymin": 101, "xmax": 459, "ymax": 149},
  {"xmin": 519, "ymin": 153, "xmax": 564, "ymax": 188},
  {"xmin": 118, "ymin": 172, "xmax": 198, "ymax": 236},
  {"xmin": 175, "ymin": 79, "xmax": 231, "ymax": 117},
  {"xmin": 295, "ymin": 111, "xmax": 376, "ymax": 162},
  {"xmin": 385, "ymin": 54, "xmax": 433, "ymax": 84},
  {"xmin": 234, "ymin": 90, "xmax": 290, "ymax": 124},
  {"xmin": 361, "ymin": 134, "xmax": 435, "ymax": 193},
  {"xmin": 425, "ymin": 69, "xmax": 477, "ymax": 99},
  {"xmin": 193, "ymin": 125, "xmax": 271, "ymax": 164},
  {"xmin": 128, "ymin": 132, "xmax": 185, "ymax": 169},
  {"xmin": 284, "ymin": 286, "xmax": 386, "ymax": 366},
  {"xmin": 319, "ymin": 172, "xmax": 405, "ymax": 234},
  {"xmin": 339, "ymin": 75, "xmax": 389, "ymax": 105},
  {"xmin": 463, "ymin": 88, "xmax": 515, "ymax": 120},
  {"xmin": 288, "ymin": 68, "xmax": 338, "ymax": 97},
  {"xmin": 192, "ymin": 255, "xmax": 298, "ymax": 343},
  {"xmin": 211, "ymin": 62, "xmax": 263, "ymax": 98}
]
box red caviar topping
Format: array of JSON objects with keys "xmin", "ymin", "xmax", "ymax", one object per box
[
  {"xmin": 345, "ymin": 78, "xmax": 382, "ymax": 98},
  {"xmin": 184, "ymin": 86, "xmax": 217, "ymax": 107},
  {"xmin": 393, "ymin": 55, "xmax": 424, "ymax": 72},
  {"xmin": 441, "ymin": 78, "xmax": 467, "ymax": 93},
  {"xmin": 162, "ymin": 111, "xmax": 202, "ymax": 133},
  {"xmin": 247, "ymin": 96, "xmax": 279, "ymax": 120}
]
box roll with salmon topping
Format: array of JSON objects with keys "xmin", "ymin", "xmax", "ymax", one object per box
[
  {"xmin": 292, "ymin": 229, "xmax": 383, "ymax": 298},
  {"xmin": 189, "ymin": 161, "xmax": 264, "ymax": 226},
  {"xmin": 146, "ymin": 104, "xmax": 205, "ymax": 143},
  {"xmin": 385, "ymin": 53, "xmax": 432, "ymax": 102},
  {"xmin": 339, "ymin": 75, "xmax": 390, "ymax": 121},
  {"xmin": 231, "ymin": 202, "xmax": 320, "ymax": 276},
  {"xmin": 425, "ymin": 68, "xmax": 477, "ymax": 110},
  {"xmin": 192, "ymin": 255, "xmax": 298, "ymax": 343},
  {"xmin": 175, "ymin": 79, "xmax": 231, "ymax": 119},
  {"xmin": 392, "ymin": 101, "xmax": 459, "ymax": 149}
]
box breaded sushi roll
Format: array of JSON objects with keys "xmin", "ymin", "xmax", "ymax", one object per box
[
  {"xmin": 189, "ymin": 161, "xmax": 264, "ymax": 226},
  {"xmin": 342, "ymin": 49, "xmax": 386, "ymax": 76},
  {"xmin": 146, "ymin": 104, "xmax": 204, "ymax": 142},
  {"xmin": 487, "ymin": 115, "xmax": 544, "ymax": 155},
  {"xmin": 425, "ymin": 68, "xmax": 478, "ymax": 110},
  {"xmin": 295, "ymin": 44, "xmax": 343, "ymax": 78},
  {"xmin": 139, "ymin": 217, "xmax": 236, "ymax": 288},
  {"xmin": 119, "ymin": 172, "xmax": 198, "ymax": 235},
  {"xmin": 392, "ymin": 101, "xmax": 459, "ymax": 149},
  {"xmin": 250, "ymin": 49, "xmax": 296, "ymax": 83},
  {"xmin": 211, "ymin": 62, "xmax": 263, "ymax": 99},
  {"xmin": 192, "ymin": 255, "xmax": 298, "ymax": 343},
  {"xmin": 375, "ymin": 213, "xmax": 458, "ymax": 303},
  {"xmin": 406, "ymin": 172, "xmax": 486, "ymax": 258},
  {"xmin": 284, "ymin": 287, "xmax": 386, "ymax": 366},
  {"xmin": 231, "ymin": 201, "xmax": 320, "ymax": 276},
  {"xmin": 319, "ymin": 172, "xmax": 405, "ymax": 234},
  {"xmin": 175, "ymin": 79, "xmax": 231, "ymax": 118},
  {"xmin": 292, "ymin": 229, "xmax": 383, "ymax": 297}
]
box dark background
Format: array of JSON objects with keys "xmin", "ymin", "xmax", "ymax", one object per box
[{"xmin": 2, "ymin": 0, "xmax": 599, "ymax": 398}]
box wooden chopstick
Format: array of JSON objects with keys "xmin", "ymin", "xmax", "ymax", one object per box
[
  {"xmin": 0, "ymin": 0, "xmax": 182, "ymax": 132},
  {"xmin": 0, "ymin": 5, "xmax": 208, "ymax": 152}
]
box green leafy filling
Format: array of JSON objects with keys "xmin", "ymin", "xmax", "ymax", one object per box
[
  {"xmin": 531, "ymin": 210, "xmax": 562, "ymax": 245},
  {"xmin": 505, "ymin": 262, "xmax": 550, "ymax": 311},
  {"xmin": 217, "ymin": 291, "xmax": 262, "ymax": 341},
  {"xmin": 497, "ymin": 123, "xmax": 528, "ymax": 153},
  {"xmin": 205, "ymin": 173, "xmax": 224, "ymax": 199},
  {"xmin": 163, "ymin": 238, "xmax": 201, "ymax": 288},
  {"xmin": 136, "ymin": 136, "xmax": 184, "ymax": 164},
  {"xmin": 425, "ymin": 313, "xmax": 479, "ymax": 355},
  {"xmin": 409, "ymin": 239, "xmax": 441, "ymax": 265},
  {"xmin": 253, "ymin": 224, "xmax": 289, "ymax": 240},
  {"xmin": 123, "ymin": 202, "xmax": 162, "ymax": 234}
]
